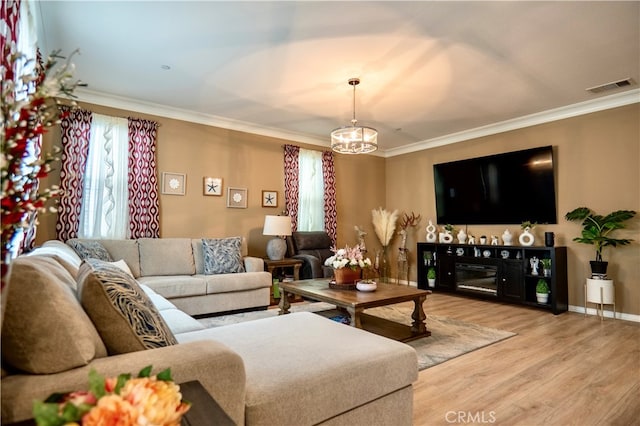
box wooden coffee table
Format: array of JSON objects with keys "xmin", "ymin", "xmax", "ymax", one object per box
[{"xmin": 278, "ymin": 279, "xmax": 431, "ymax": 342}]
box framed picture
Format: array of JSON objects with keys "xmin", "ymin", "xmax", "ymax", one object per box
[
  {"xmin": 203, "ymin": 177, "xmax": 223, "ymax": 196},
  {"xmin": 262, "ymin": 190, "xmax": 278, "ymax": 208},
  {"xmin": 227, "ymin": 187, "xmax": 248, "ymax": 208},
  {"xmin": 161, "ymin": 172, "xmax": 186, "ymax": 195}
]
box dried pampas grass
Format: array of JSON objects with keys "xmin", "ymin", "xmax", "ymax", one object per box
[{"xmin": 371, "ymin": 207, "xmax": 399, "ymax": 247}]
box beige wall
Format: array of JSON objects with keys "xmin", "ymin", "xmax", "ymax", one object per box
[
  {"xmin": 37, "ymin": 102, "xmax": 639, "ymax": 314},
  {"xmin": 386, "ymin": 103, "xmax": 640, "ymax": 315}
]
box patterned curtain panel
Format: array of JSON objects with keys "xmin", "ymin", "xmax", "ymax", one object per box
[
  {"xmin": 0, "ymin": 1, "xmax": 20, "ymax": 59},
  {"xmin": 283, "ymin": 144, "xmax": 300, "ymax": 231},
  {"xmin": 322, "ymin": 151, "xmax": 337, "ymax": 245},
  {"xmin": 56, "ymin": 107, "xmax": 92, "ymax": 241},
  {"xmin": 127, "ymin": 118, "xmax": 160, "ymax": 238}
]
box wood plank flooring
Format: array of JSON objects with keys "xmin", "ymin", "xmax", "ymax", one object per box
[{"xmin": 411, "ymin": 293, "xmax": 640, "ymax": 426}]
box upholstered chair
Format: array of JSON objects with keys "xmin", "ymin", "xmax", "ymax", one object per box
[{"xmin": 286, "ymin": 231, "xmax": 334, "ymax": 279}]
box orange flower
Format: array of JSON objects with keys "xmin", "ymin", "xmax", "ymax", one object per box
[
  {"xmin": 81, "ymin": 395, "xmax": 138, "ymax": 426},
  {"xmin": 120, "ymin": 377, "xmax": 190, "ymax": 426}
]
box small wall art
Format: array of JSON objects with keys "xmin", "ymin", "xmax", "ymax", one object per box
[
  {"xmin": 262, "ymin": 190, "xmax": 278, "ymax": 208},
  {"xmin": 203, "ymin": 177, "xmax": 223, "ymax": 196},
  {"xmin": 227, "ymin": 187, "xmax": 248, "ymax": 208},
  {"xmin": 161, "ymin": 172, "xmax": 186, "ymax": 195}
]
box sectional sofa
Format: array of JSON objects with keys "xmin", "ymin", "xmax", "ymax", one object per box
[
  {"xmin": 0, "ymin": 239, "xmax": 419, "ymax": 425},
  {"xmin": 31, "ymin": 237, "xmax": 273, "ymax": 316}
]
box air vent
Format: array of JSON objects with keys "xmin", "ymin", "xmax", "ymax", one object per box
[{"xmin": 586, "ymin": 78, "xmax": 634, "ymax": 94}]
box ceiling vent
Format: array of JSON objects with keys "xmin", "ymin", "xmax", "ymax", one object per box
[{"xmin": 586, "ymin": 78, "xmax": 634, "ymax": 94}]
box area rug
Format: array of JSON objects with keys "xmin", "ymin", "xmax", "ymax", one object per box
[{"xmin": 197, "ymin": 302, "xmax": 516, "ymax": 371}]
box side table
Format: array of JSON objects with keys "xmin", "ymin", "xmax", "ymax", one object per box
[{"xmin": 264, "ymin": 258, "xmax": 303, "ymax": 305}]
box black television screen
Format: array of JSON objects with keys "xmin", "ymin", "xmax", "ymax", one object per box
[{"xmin": 434, "ymin": 146, "xmax": 557, "ymax": 225}]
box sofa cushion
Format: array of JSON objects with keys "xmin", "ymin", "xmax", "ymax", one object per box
[
  {"xmin": 158, "ymin": 308, "xmax": 205, "ymax": 334},
  {"xmin": 98, "ymin": 239, "xmax": 141, "ymax": 278},
  {"xmin": 137, "ymin": 275, "xmax": 207, "ymax": 299},
  {"xmin": 66, "ymin": 239, "xmax": 114, "ymax": 261},
  {"xmin": 26, "ymin": 240, "xmax": 83, "ymax": 277},
  {"xmin": 2, "ymin": 256, "xmax": 107, "ymax": 374},
  {"xmin": 202, "ymin": 237, "xmax": 245, "ymax": 275},
  {"xmin": 108, "ymin": 259, "xmax": 134, "ymax": 277},
  {"xmin": 204, "ymin": 272, "xmax": 272, "ymax": 294},
  {"xmin": 138, "ymin": 238, "xmax": 195, "ymax": 276},
  {"xmin": 139, "ymin": 283, "xmax": 178, "ymax": 311},
  {"xmin": 77, "ymin": 259, "xmax": 178, "ymax": 354}
]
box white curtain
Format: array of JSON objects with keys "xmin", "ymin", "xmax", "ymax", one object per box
[
  {"xmin": 78, "ymin": 114, "xmax": 129, "ymax": 239},
  {"xmin": 297, "ymin": 148, "xmax": 324, "ymax": 231}
]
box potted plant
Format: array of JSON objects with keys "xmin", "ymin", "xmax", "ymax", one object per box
[
  {"xmin": 536, "ymin": 279, "xmax": 550, "ymax": 304},
  {"xmin": 565, "ymin": 207, "xmax": 636, "ymax": 275},
  {"xmin": 427, "ymin": 267, "xmax": 436, "ymax": 288},
  {"xmin": 540, "ymin": 258, "xmax": 552, "ymax": 277}
]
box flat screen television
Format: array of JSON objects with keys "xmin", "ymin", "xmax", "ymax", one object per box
[{"xmin": 434, "ymin": 146, "xmax": 557, "ymax": 225}]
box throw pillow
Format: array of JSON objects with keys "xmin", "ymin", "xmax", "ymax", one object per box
[
  {"xmin": 67, "ymin": 239, "xmax": 114, "ymax": 262},
  {"xmin": 202, "ymin": 237, "xmax": 245, "ymax": 274},
  {"xmin": 1, "ymin": 256, "xmax": 107, "ymax": 374},
  {"xmin": 108, "ymin": 259, "xmax": 134, "ymax": 277},
  {"xmin": 77, "ymin": 258, "xmax": 178, "ymax": 354}
]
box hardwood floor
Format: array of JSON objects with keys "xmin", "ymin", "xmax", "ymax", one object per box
[{"xmin": 411, "ymin": 293, "xmax": 640, "ymax": 426}]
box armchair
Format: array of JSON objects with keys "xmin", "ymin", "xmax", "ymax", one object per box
[{"xmin": 286, "ymin": 231, "xmax": 334, "ymax": 279}]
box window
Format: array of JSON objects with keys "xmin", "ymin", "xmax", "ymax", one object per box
[
  {"xmin": 78, "ymin": 114, "xmax": 130, "ymax": 239},
  {"xmin": 297, "ymin": 148, "xmax": 324, "ymax": 231}
]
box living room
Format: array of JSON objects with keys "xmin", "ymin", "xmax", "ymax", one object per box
[{"xmin": 2, "ymin": 1, "xmax": 639, "ymax": 425}]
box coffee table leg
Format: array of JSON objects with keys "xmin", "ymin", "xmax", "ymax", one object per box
[
  {"xmin": 278, "ymin": 289, "xmax": 291, "ymax": 315},
  {"xmin": 411, "ymin": 295, "xmax": 427, "ymax": 335},
  {"xmin": 346, "ymin": 307, "xmax": 363, "ymax": 328}
]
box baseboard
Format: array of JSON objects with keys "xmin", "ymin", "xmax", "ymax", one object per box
[{"xmin": 568, "ymin": 305, "xmax": 640, "ymax": 323}]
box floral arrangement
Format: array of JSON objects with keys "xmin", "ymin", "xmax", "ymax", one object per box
[
  {"xmin": 1, "ymin": 49, "xmax": 81, "ymax": 284},
  {"xmin": 32, "ymin": 365, "xmax": 191, "ymax": 426},
  {"xmin": 324, "ymin": 244, "xmax": 372, "ymax": 270},
  {"xmin": 371, "ymin": 207, "xmax": 399, "ymax": 248}
]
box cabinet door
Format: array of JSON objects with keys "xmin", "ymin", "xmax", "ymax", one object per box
[
  {"xmin": 499, "ymin": 260, "xmax": 523, "ymax": 302},
  {"xmin": 438, "ymin": 255, "xmax": 456, "ymax": 289}
]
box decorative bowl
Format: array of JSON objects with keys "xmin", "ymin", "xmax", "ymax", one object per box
[{"xmin": 356, "ymin": 280, "xmax": 377, "ymax": 292}]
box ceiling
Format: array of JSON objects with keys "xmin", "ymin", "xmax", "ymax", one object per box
[{"xmin": 36, "ymin": 1, "xmax": 640, "ymax": 156}]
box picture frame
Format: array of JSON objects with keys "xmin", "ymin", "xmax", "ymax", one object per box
[
  {"xmin": 203, "ymin": 177, "xmax": 223, "ymax": 196},
  {"xmin": 161, "ymin": 172, "xmax": 186, "ymax": 195},
  {"xmin": 262, "ymin": 190, "xmax": 278, "ymax": 208},
  {"xmin": 227, "ymin": 187, "xmax": 248, "ymax": 208}
]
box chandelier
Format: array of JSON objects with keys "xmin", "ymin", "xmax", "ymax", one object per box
[{"xmin": 330, "ymin": 78, "xmax": 378, "ymax": 154}]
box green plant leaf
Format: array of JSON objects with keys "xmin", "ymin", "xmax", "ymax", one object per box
[
  {"xmin": 157, "ymin": 367, "xmax": 173, "ymax": 382},
  {"xmin": 33, "ymin": 401, "xmax": 65, "ymax": 426},
  {"xmin": 88, "ymin": 369, "xmax": 106, "ymax": 399},
  {"xmin": 114, "ymin": 373, "xmax": 131, "ymax": 394},
  {"xmin": 138, "ymin": 365, "xmax": 153, "ymax": 378}
]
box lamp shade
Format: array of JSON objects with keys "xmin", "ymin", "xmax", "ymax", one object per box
[{"xmin": 263, "ymin": 215, "xmax": 292, "ymax": 236}]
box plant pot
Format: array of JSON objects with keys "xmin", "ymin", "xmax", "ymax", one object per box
[
  {"xmin": 590, "ymin": 261, "xmax": 608, "ymax": 276},
  {"xmin": 427, "ymin": 278, "xmax": 436, "ymax": 288},
  {"xmin": 536, "ymin": 292, "xmax": 549, "ymax": 304},
  {"xmin": 586, "ymin": 278, "xmax": 614, "ymax": 304},
  {"xmin": 331, "ymin": 267, "xmax": 362, "ymax": 289}
]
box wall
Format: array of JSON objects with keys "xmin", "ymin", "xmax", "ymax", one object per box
[
  {"xmin": 385, "ymin": 103, "xmax": 640, "ymax": 315},
  {"xmin": 37, "ymin": 102, "xmax": 386, "ymax": 257},
  {"xmin": 37, "ymin": 102, "xmax": 639, "ymax": 315}
]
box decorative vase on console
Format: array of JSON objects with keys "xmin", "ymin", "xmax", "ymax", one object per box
[
  {"xmin": 425, "ymin": 220, "xmax": 437, "ymax": 243},
  {"xmin": 371, "ymin": 208, "xmax": 399, "ymax": 283},
  {"xmin": 502, "ymin": 229, "xmax": 513, "ymax": 246},
  {"xmin": 519, "ymin": 227, "xmax": 535, "ymax": 246},
  {"xmin": 457, "ymin": 229, "xmax": 467, "ymax": 244}
]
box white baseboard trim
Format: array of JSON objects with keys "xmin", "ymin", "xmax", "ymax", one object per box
[{"xmin": 568, "ymin": 305, "xmax": 640, "ymax": 323}]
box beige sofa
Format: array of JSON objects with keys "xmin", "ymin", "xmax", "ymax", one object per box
[
  {"xmin": 1, "ymin": 246, "xmax": 419, "ymax": 425},
  {"xmin": 34, "ymin": 237, "xmax": 272, "ymax": 316}
]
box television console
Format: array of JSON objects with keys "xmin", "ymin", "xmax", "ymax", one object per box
[{"xmin": 417, "ymin": 242, "xmax": 568, "ymax": 314}]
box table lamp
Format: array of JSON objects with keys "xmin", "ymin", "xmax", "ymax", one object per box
[{"xmin": 263, "ymin": 215, "xmax": 292, "ymax": 260}]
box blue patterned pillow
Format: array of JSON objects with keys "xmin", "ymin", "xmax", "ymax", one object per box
[
  {"xmin": 67, "ymin": 239, "xmax": 113, "ymax": 262},
  {"xmin": 203, "ymin": 237, "xmax": 245, "ymax": 274},
  {"xmin": 77, "ymin": 258, "xmax": 177, "ymax": 354}
]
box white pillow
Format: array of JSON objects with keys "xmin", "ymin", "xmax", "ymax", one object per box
[{"xmin": 108, "ymin": 259, "xmax": 134, "ymax": 277}]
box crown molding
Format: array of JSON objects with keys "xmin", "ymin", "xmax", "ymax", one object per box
[
  {"xmin": 75, "ymin": 87, "xmax": 639, "ymax": 158},
  {"xmin": 383, "ymin": 89, "xmax": 640, "ymax": 158},
  {"xmin": 73, "ymin": 88, "xmax": 331, "ymax": 148}
]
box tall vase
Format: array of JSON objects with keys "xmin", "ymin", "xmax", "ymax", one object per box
[{"xmin": 379, "ymin": 246, "xmax": 389, "ymax": 283}]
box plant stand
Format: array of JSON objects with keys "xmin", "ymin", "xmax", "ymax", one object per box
[{"xmin": 584, "ymin": 278, "xmax": 615, "ymax": 321}]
